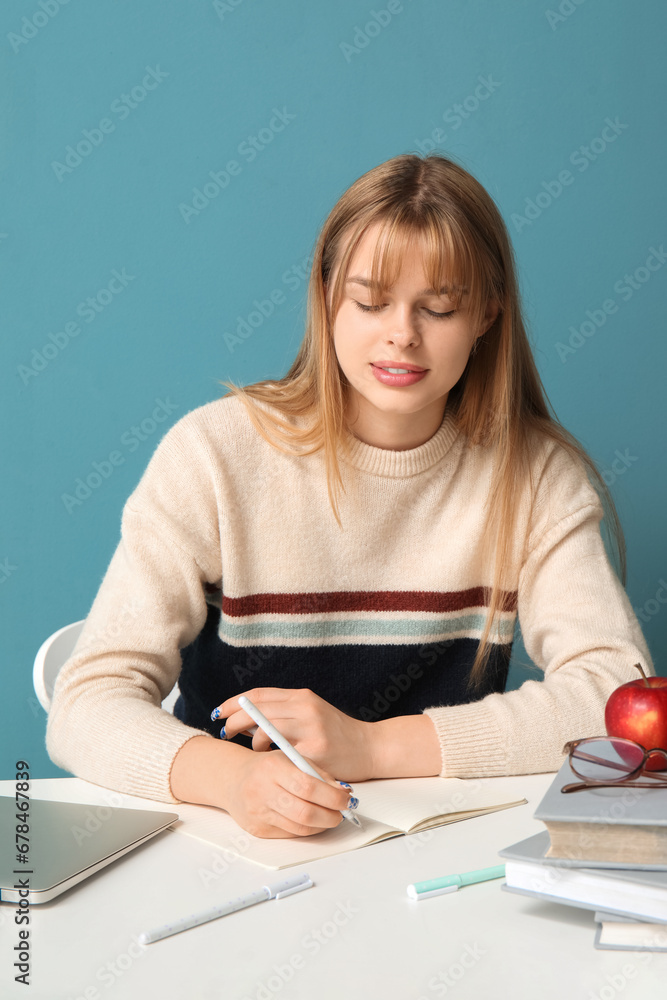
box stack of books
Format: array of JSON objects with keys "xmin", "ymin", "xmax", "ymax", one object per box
[{"xmin": 498, "ymin": 758, "xmax": 667, "ymax": 951}]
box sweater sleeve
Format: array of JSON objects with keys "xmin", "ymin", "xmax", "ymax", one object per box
[
  {"xmin": 423, "ymin": 445, "xmax": 655, "ymax": 778},
  {"xmin": 46, "ymin": 414, "xmax": 223, "ymax": 803}
]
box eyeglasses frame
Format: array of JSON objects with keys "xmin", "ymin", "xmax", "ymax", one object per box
[{"xmin": 561, "ymin": 736, "xmax": 667, "ymax": 794}]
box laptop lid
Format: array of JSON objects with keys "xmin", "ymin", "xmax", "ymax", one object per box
[{"xmin": 0, "ymin": 797, "xmax": 178, "ymax": 903}]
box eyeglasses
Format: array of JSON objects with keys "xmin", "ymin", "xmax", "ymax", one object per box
[{"xmin": 561, "ymin": 737, "xmax": 667, "ymax": 794}]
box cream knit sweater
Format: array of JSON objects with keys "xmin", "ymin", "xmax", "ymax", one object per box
[{"xmin": 46, "ymin": 395, "xmax": 654, "ymax": 803}]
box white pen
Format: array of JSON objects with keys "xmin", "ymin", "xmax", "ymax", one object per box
[
  {"xmin": 138, "ymin": 873, "xmax": 313, "ymax": 944},
  {"xmin": 238, "ymin": 695, "xmax": 362, "ymax": 829}
]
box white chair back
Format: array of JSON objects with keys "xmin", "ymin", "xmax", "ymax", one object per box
[{"xmin": 33, "ymin": 621, "xmax": 180, "ymax": 714}]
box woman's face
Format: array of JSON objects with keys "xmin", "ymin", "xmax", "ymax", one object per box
[{"xmin": 329, "ymin": 223, "xmax": 498, "ymax": 451}]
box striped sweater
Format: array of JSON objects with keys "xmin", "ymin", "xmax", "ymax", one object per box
[{"xmin": 46, "ymin": 394, "xmax": 654, "ymax": 803}]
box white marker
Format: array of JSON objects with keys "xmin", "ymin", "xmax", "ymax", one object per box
[
  {"xmin": 138, "ymin": 873, "xmax": 313, "ymax": 944},
  {"xmin": 238, "ymin": 695, "xmax": 362, "ymax": 829}
]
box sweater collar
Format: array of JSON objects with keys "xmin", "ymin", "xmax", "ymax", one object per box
[{"xmin": 338, "ymin": 409, "xmax": 460, "ymax": 477}]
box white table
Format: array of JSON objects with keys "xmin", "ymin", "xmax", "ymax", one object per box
[{"xmin": 1, "ymin": 774, "xmax": 666, "ymax": 1000}]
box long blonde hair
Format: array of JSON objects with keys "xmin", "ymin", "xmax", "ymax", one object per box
[{"xmin": 219, "ymin": 152, "xmax": 626, "ymax": 691}]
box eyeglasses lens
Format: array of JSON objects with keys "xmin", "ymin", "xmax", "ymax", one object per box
[{"xmin": 570, "ymin": 739, "xmax": 645, "ymax": 781}]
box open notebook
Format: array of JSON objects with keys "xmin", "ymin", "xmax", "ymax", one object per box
[{"xmin": 171, "ymin": 776, "xmax": 527, "ymax": 869}]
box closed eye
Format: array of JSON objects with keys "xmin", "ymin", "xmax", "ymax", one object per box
[{"xmin": 353, "ymin": 301, "xmax": 456, "ymax": 319}]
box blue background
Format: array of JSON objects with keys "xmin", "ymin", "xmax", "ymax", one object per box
[{"xmin": 2, "ymin": 0, "xmax": 666, "ymax": 779}]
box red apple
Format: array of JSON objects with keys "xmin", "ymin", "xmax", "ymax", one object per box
[{"xmin": 605, "ymin": 663, "xmax": 667, "ymax": 771}]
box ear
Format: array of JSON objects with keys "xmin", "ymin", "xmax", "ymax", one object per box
[{"xmin": 477, "ymin": 299, "xmax": 501, "ymax": 337}]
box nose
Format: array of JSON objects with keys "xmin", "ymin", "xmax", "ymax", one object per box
[{"xmin": 387, "ymin": 303, "xmax": 420, "ymax": 346}]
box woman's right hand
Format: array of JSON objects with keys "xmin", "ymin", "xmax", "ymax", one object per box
[
  {"xmin": 169, "ymin": 736, "xmax": 355, "ymax": 839},
  {"xmin": 224, "ymin": 748, "xmax": 352, "ymax": 838}
]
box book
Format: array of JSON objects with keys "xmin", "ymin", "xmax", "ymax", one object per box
[
  {"xmin": 498, "ymin": 831, "xmax": 667, "ymax": 923},
  {"xmin": 498, "ymin": 829, "xmax": 667, "ymax": 871},
  {"xmin": 533, "ymin": 757, "xmax": 667, "ymax": 865},
  {"xmin": 171, "ymin": 776, "xmax": 527, "ymax": 869},
  {"xmin": 593, "ymin": 910, "xmax": 667, "ymax": 952}
]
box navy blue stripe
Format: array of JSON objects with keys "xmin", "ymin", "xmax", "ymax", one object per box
[{"xmin": 174, "ymin": 604, "xmax": 511, "ymax": 739}]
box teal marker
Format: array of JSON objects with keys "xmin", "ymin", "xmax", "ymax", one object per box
[{"xmin": 407, "ymin": 864, "xmax": 506, "ymax": 900}]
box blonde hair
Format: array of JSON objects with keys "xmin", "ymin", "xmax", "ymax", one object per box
[{"xmin": 218, "ymin": 152, "xmax": 626, "ymax": 691}]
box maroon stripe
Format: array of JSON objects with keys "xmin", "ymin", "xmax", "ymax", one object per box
[{"xmin": 222, "ymin": 587, "xmax": 518, "ymax": 617}]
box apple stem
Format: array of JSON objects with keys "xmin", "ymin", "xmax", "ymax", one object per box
[{"xmin": 634, "ymin": 662, "xmax": 650, "ymax": 687}]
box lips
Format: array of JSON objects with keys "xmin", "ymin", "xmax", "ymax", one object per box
[
  {"xmin": 372, "ymin": 362, "xmax": 427, "ymax": 372},
  {"xmin": 370, "ymin": 365, "xmax": 428, "ymax": 387}
]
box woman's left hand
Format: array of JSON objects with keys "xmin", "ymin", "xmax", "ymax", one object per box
[{"xmin": 211, "ymin": 687, "xmax": 376, "ymax": 783}]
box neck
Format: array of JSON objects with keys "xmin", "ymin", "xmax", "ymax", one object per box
[{"xmin": 345, "ymin": 397, "xmax": 448, "ymax": 451}]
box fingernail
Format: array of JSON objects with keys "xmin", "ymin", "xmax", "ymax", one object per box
[
  {"xmin": 338, "ymin": 781, "xmax": 352, "ymax": 790},
  {"xmin": 219, "ymin": 725, "xmax": 227, "ymax": 740},
  {"xmin": 210, "ymin": 707, "xmax": 221, "ymax": 721},
  {"xmin": 347, "ymin": 796, "xmax": 359, "ymax": 810}
]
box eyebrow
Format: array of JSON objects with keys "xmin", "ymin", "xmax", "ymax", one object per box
[{"xmin": 345, "ymin": 276, "xmax": 465, "ymax": 296}]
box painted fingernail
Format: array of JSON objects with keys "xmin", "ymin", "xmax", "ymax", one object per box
[
  {"xmin": 347, "ymin": 796, "xmax": 359, "ymax": 810},
  {"xmin": 210, "ymin": 707, "xmax": 221, "ymax": 721},
  {"xmin": 338, "ymin": 781, "xmax": 353, "ymax": 790},
  {"xmin": 219, "ymin": 725, "xmax": 227, "ymax": 740}
]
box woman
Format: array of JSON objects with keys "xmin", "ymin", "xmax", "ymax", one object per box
[{"xmin": 47, "ymin": 152, "xmax": 653, "ymax": 838}]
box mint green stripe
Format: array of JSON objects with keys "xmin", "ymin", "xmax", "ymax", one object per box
[{"xmin": 219, "ymin": 612, "xmax": 515, "ymax": 643}]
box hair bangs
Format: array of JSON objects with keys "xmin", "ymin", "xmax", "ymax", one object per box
[{"xmin": 347, "ymin": 210, "xmax": 488, "ymax": 325}]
